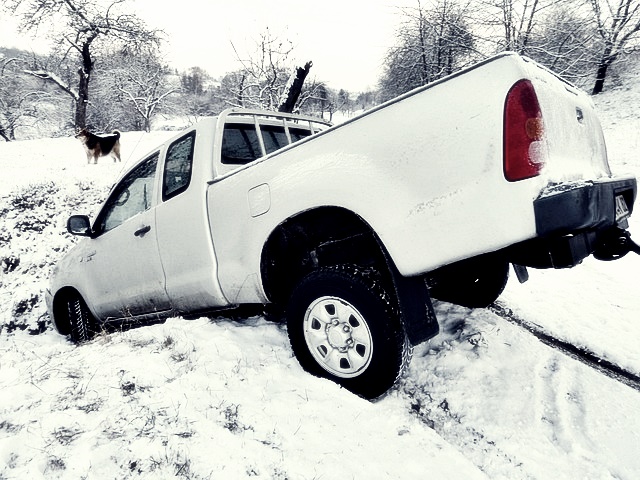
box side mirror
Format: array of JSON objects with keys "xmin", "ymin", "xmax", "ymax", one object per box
[{"xmin": 67, "ymin": 215, "xmax": 92, "ymax": 237}]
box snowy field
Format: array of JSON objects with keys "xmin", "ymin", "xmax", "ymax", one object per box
[{"xmin": 1, "ymin": 79, "xmax": 640, "ymax": 479}]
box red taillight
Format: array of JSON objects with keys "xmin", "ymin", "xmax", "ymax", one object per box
[{"xmin": 504, "ymin": 79, "xmax": 545, "ymax": 182}]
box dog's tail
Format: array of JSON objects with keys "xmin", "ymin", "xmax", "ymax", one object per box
[{"xmin": 111, "ymin": 130, "xmax": 121, "ymax": 139}]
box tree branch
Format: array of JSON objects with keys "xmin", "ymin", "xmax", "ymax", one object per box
[{"xmin": 24, "ymin": 69, "xmax": 79, "ymax": 101}]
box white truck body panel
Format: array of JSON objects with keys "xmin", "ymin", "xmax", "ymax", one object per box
[
  {"xmin": 153, "ymin": 119, "xmax": 231, "ymax": 311},
  {"xmin": 206, "ymin": 54, "xmax": 611, "ymax": 302}
]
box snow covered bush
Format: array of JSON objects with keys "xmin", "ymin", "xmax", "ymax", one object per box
[{"xmin": 0, "ymin": 180, "xmax": 109, "ymax": 336}]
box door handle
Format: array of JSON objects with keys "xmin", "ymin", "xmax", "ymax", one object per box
[{"xmin": 134, "ymin": 225, "xmax": 151, "ymax": 237}]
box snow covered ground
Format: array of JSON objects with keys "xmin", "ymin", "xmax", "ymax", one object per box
[{"xmin": 1, "ymin": 79, "xmax": 639, "ymax": 479}]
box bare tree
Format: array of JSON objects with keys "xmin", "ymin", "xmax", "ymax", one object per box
[
  {"xmin": 590, "ymin": 0, "xmax": 640, "ymax": 94},
  {"xmin": 478, "ymin": 0, "xmax": 640, "ymax": 93},
  {"xmin": 110, "ymin": 53, "xmax": 178, "ymax": 132},
  {"xmin": 175, "ymin": 66, "xmax": 225, "ymax": 123},
  {"xmin": 474, "ymin": 0, "xmax": 572, "ymax": 54},
  {"xmin": 494, "ymin": 0, "xmax": 542, "ymax": 52},
  {"xmin": 527, "ymin": 3, "xmax": 600, "ymax": 88},
  {"xmin": 4, "ymin": 0, "xmax": 162, "ymax": 129},
  {"xmin": 222, "ymin": 29, "xmax": 319, "ymax": 113},
  {"xmin": 224, "ymin": 29, "xmax": 294, "ymax": 110},
  {"xmin": 0, "ymin": 57, "xmax": 47, "ymax": 141},
  {"xmin": 380, "ymin": 0, "xmax": 476, "ymax": 100},
  {"xmin": 181, "ymin": 66, "xmax": 210, "ymax": 96}
]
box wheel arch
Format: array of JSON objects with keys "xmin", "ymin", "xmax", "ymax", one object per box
[
  {"xmin": 260, "ymin": 205, "xmax": 440, "ymax": 346},
  {"xmin": 260, "ymin": 206, "xmax": 389, "ymax": 305}
]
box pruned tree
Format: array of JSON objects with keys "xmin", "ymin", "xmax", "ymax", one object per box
[
  {"xmin": 590, "ymin": 0, "xmax": 640, "ymax": 94},
  {"xmin": 221, "ymin": 29, "xmax": 319, "ymax": 114},
  {"xmin": 380, "ymin": 0, "xmax": 476, "ymax": 100},
  {"xmin": 4, "ymin": 0, "xmax": 162, "ymax": 129},
  {"xmin": 224, "ymin": 29, "xmax": 295, "ymax": 110},
  {"xmin": 278, "ymin": 61, "xmax": 313, "ymax": 113}
]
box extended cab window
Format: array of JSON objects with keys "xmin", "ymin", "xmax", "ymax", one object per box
[
  {"xmin": 96, "ymin": 153, "xmax": 159, "ymax": 234},
  {"xmin": 163, "ymin": 132, "xmax": 195, "ymax": 200}
]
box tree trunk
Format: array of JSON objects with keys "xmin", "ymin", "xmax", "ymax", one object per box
[
  {"xmin": 592, "ymin": 42, "xmax": 615, "ymax": 96},
  {"xmin": 0, "ymin": 125, "xmax": 10, "ymax": 142},
  {"xmin": 76, "ymin": 68, "xmax": 89, "ymax": 128},
  {"xmin": 76, "ymin": 40, "xmax": 95, "ymax": 129},
  {"xmin": 278, "ymin": 61, "xmax": 312, "ymax": 113},
  {"xmin": 592, "ymin": 61, "xmax": 609, "ymax": 95}
]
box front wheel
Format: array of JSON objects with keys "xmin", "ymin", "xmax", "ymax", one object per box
[
  {"xmin": 286, "ymin": 265, "xmax": 410, "ymax": 399},
  {"xmin": 67, "ymin": 293, "xmax": 98, "ymax": 344}
]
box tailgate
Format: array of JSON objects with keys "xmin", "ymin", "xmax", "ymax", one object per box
[{"xmin": 525, "ymin": 60, "xmax": 612, "ymax": 183}]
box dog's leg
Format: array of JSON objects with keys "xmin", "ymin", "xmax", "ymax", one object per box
[{"xmin": 113, "ymin": 143, "xmax": 121, "ymax": 162}]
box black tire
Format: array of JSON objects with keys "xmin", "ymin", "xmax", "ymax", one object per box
[
  {"xmin": 286, "ymin": 265, "xmax": 410, "ymax": 399},
  {"xmin": 429, "ymin": 257, "xmax": 509, "ymax": 308},
  {"xmin": 67, "ymin": 293, "xmax": 98, "ymax": 344}
]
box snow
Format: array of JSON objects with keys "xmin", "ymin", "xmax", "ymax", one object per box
[{"xmin": 1, "ymin": 77, "xmax": 640, "ymax": 479}]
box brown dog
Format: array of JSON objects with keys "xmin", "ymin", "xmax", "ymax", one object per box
[{"xmin": 76, "ymin": 129, "xmax": 122, "ymax": 164}]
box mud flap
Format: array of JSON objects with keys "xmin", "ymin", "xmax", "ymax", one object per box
[
  {"xmin": 388, "ymin": 263, "xmax": 439, "ymax": 346},
  {"xmin": 513, "ymin": 264, "xmax": 529, "ymax": 283}
]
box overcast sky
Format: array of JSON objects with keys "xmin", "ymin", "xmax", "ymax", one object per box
[{"xmin": 0, "ymin": 0, "xmax": 416, "ymax": 92}]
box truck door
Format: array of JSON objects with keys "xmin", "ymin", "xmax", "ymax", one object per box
[
  {"xmin": 154, "ymin": 131, "xmax": 230, "ymax": 312},
  {"xmin": 85, "ymin": 153, "xmax": 172, "ymax": 320}
]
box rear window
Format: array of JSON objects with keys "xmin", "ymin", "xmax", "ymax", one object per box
[
  {"xmin": 221, "ymin": 123, "xmax": 313, "ymax": 165},
  {"xmin": 289, "ymin": 127, "xmax": 312, "ymax": 142},
  {"xmin": 221, "ymin": 124, "xmax": 262, "ymax": 165},
  {"xmin": 261, "ymin": 125, "xmax": 289, "ymax": 155}
]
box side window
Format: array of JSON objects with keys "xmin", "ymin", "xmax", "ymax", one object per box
[
  {"xmin": 97, "ymin": 153, "xmax": 159, "ymax": 234},
  {"xmin": 221, "ymin": 124, "xmax": 261, "ymax": 164},
  {"xmin": 163, "ymin": 133, "xmax": 195, "ymax": 200}
]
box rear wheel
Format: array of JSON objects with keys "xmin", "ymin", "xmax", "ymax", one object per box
[
  {"xmin": 286, "ymin": 265, "xmax": 410, "ymax": 399},
  {"xmin": 67, "ymin": 293, "xmax": 98, "ymax": 343}
]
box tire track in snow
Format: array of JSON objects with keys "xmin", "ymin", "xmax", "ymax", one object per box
[{"xmin": 489, "ymin": 301, "xmax": 640, "ymax": 392}]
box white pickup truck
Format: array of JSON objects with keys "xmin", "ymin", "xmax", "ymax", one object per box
[{"xmin": 48, "ymin": 53, "xmax": 638, "ymax": 398}]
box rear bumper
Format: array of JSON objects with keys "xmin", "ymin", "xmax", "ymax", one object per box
[
  {"xmin": 507, "ymin": 176, "xmax": 637, "ymax": 268},
  {"xmin": 534, "ymin": 176, "xmax": 636, "ymax": 237}
]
